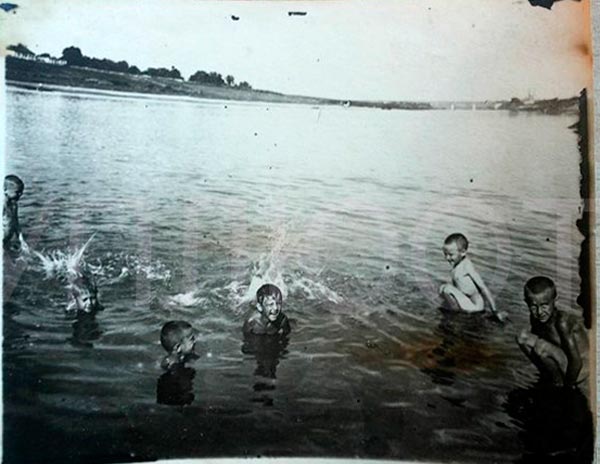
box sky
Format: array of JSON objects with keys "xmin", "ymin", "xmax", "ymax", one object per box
[{"xmin": 0, "ymin": 0, "xmax": 592, "ymax": 101}]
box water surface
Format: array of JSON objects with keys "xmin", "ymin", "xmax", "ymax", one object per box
[{"xmin": 3, "ymin": 88, "xmax": 591, "ymax": 464}]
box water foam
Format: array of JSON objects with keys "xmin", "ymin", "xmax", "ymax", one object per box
[
  {"xmin": 35, "ymin": 235, "xmax": 95, "ymax": 280},
  {"xmin": 168, "ymin": 225, "xmax": 342, "ymax": 314},
  {"xmin": 91, "ymin": 251, "xmax": 172, "ymax": 284},
  {"xmin": 35, "ymin": 236, "xmax": 172, "ymax": 287}
]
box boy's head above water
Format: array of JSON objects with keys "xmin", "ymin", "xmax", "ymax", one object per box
[
  {"xmin": 160, "ymin": 320, "xmax": 196, "ymax": 357},
  {"xmin": 256, "ymin": 283, "xmax": 283, "ymax": 322},
  {"xmin": 442, "ymin": 233, "xmax": 468, "ymax": 266},
  {"xmin": 524, "ymin": 276, "xmax": 557, "ymax": 323},
  {"xmin": 4, "ymin": 175, "xmax": 24, "ymax": 200},
  {"xmin": 68, "ymin": 272, "xmax": 103, "ymax": 313}
]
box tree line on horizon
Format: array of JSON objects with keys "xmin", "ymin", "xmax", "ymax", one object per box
[{"xmin": 6, "ymin": 43, "xmax": 252, "ymax": 90}]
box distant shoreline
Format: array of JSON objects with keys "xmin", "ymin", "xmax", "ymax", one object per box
[
  {"xmin": 6, "ymin": 80, "xmax": 274, "ymax": 107},
  {"xmin": 5, "ymin": 56, "xmax": 578, "ymax": 114},
  {"xmin": 6, "ymin": 57, "xmax": 432, "ymax": 110}
]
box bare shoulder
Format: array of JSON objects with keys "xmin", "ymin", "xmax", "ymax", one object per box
[
  {"xmin": 243, "ymin": 310, "xmax": 261, "ymax": 330},
  {"xmin": 556, "ymin": 308, "xmax": 585, "ymax": 334},
  {"xmin": 244, "ymin": 310, "xmax": 262, "ymax": 324},
  {"xmin": 462, "ymin": 257, "xmax": 478, "ymax": 274},
  {"xmin": 453, "ymin": 257, "xmax": 470, "ymax": 273}
]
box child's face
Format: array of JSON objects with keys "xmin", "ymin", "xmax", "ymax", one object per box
[
  {"xmin": 69, "ymin": 281, "xmax": 103, "ymax": 313},
  {"xmin": 442, "ymin": 242, "xmax": 466, "ymax": 266},
  {"xmin": 177, "ymin": 328, "xmax": 196, "ymax": 356},
  {"xmin": 259, "ymin": 295, "xmax": 282, "ymax": 322},
  {"xmin": 525, "ymin": 288, "xmax": 556, "ymax": 323},
  {"xmin": 4, "ymin": 181, "xmax": 23, "ymax": 201},
  {"xmin": 78, "ymin": 287, "xmax": 101, "ymax": 312}
]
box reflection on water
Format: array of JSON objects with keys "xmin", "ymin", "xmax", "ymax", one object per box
[
  {"xmin": 68, "ymin": 311, "xmax": 103, "ymax": 348},
  {"xmin": 156, "ymin": 366, "xmax": 196, "ymax": 406},
  {"xmin": 242, "ymin": 333, "xmax": 289, "ymax": 406},
  {"xmin": 420, "ymin": 311, "xmax": 503, "ymax": 387},
  {"xmin": 504, "ymin": 383, "xmax": 593, "ymax": 464},
  {"xmin": 3, "ymin": 88, "xmax": 588, "ymax": 463}
]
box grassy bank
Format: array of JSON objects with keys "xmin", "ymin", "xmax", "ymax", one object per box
[
  {"xmin": 5, "ymin": 57, "xmax": 433, "ymax": 110},
  {"xmin": 6, "ymin": 57, "xmax": 577, "ymax": 114},
  {"xmin": 5, "ymin": 56, "xmax": 334, "ymax": 105}
]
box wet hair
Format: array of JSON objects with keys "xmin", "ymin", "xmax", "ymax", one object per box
[
  {"xmin": 160, "ymin": 320, "xmax": 193, "ymax": 353},
  {"xmin": 256, "ymin": 283, "xmax": 283, "ymax": 305},
  {"xmin": 4, "ymin": 175, "xmax": 24, "ymax": 193},
  {"xmin": 444, "ymin": 233, "xmax": 468, "ymax": 252},
  {"xmin": 524, "ymin": 276, "xmax": 557, "ymax": 300}
]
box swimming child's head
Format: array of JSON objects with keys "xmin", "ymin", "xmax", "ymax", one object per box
[
  {"xmin": 4, "ymin": 175, "xmax": 24, "ymax": 201},
  {"xmin": 442, "ymin": 233, "xmax": 468, "ymax": 266},
  {"xmin": 524, "ymin": 276, "xmax": 557, "ymax": 323},
  {"xmin": 256, "ymin": 283, "xmax": 283, "ymax": 322},
  {"xmin": 160, "ymin": 320, "xmax": 196, "ymax": 356},
  {"xmin": 68, "ymin": 271, "xmax": 103, "ymax": 313}
]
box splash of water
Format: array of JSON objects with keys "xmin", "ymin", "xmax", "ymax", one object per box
[
  {"xmin": 230, "ymin": 226, "xmax": 289, "ymax": 308},
  {"xmin": 89, "ymin": 251, "xmax": 172, "ymax": 284},
  {"xmin": 35, "ymin": 234, "xmax": 95, "ymax": 280},
  {"xmin": 287, "ymin": 277, "xmax": 343, "ymax": 304},
  {"xmin": 168, "ymin": 290, "xmax": 207, "ymax": 308},
  {"xmin": 227, "ymin": 226, "xmax": 342, "ymax": 312},
  {"xmin": 18, "ymin": 233, "xmax": 31, "ymax": 256},
  {"xmin": 167, "ymin": 225, "xmax": 342, "ymax": 314}
]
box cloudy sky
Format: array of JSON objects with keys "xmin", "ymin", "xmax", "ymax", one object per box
[{"xmin": 0, "ymin": 0, "xmax": 592, "ymax": 101}]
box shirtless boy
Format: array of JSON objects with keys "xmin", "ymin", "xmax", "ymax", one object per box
[
  {"xmin": 439, "ymin": 233, "xmax": 505, "ymax": 321},
  {"xmin": 160, "ymin": 320, "xmax": 198, "ymax": 370},
  {"xmin": 243, "ymin": 283, "xmax": 291, "ymax": 336},
  {"xmin": 516, "ymin": 276, "xmax": 588, "ymax": 388},
  {"xmin": 3, "ymin": 175, "xmax": 24, "ymax": 249}
]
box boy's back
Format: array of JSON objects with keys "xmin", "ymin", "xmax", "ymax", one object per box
[{"xmin": 451, "ymin": 257, "xmax": 482, "ymax": 301}]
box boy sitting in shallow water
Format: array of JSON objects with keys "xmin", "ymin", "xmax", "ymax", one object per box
[
  {"xmin": 3, "ymin": 175, "xmax": 24, "ymax": 250},
  {"xmin": 243, "ymin": 283, "xmax": 291, "ymax": 336},
  {"xmin": 160, "ymin": 320, "xmax": 198, "ymax": 370},
  {"xmin": 439, "ymin": 233, "xmax": 505, "ymax": 321},
  {"xmin": 516, "ymin": 276, "xmax": 588, "ymax": 388}
]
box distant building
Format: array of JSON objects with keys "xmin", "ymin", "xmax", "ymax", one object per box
[{"xmin": 523, "ymin": 90, "xmax": 536, "ymax": 105}]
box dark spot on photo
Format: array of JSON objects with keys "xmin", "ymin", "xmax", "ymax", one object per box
[
  {"xmin": 527, "ymin": 0, "xmax": 580, "ymax": 9},
  {"xmin": 575, "ymin": 42, "xmax": 590, "ymax": 57},
  {"xmin": 0, "ymin": 3, "xmax": 18, "ymax": 13}
]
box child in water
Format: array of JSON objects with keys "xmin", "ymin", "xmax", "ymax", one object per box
[
  {"xmin": 66, "ymin": 270, "xmax": 103, "ymax": 313},
  {"xmin": 516, "ymin": 276, "xmax": 588, "ymax": 388},
  {"xmin": 439, "ymin": 233, "xmax": 505, "ymax": 321},
  {"xmin": 3, "ymin": 175, "xmax": 24, "ymax": 249},
  {"xmin": 243, "ymin": 283, "xmax": 291, "ymax": 336},
  {"xmin": 160, "ymin": 320, "xmax": 198, "ymax": 370}
]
